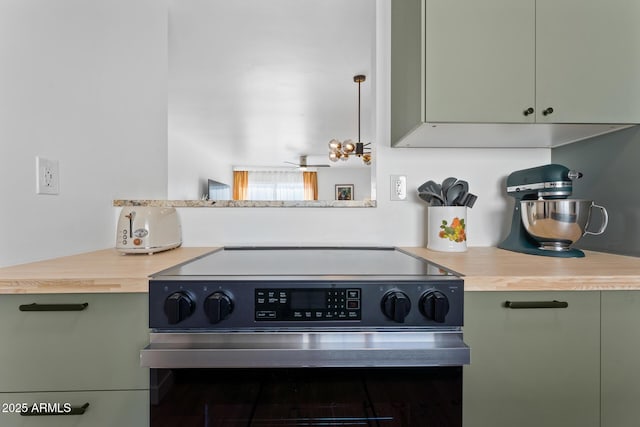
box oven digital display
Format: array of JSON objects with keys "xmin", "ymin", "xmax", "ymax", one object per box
[
  {"xmin": 255, "ymin": 288, "xmax": 361, "ymax": 321},
  {"xmin": 290, "ymin": 290, "xmax": 326, "ymax": 309}
]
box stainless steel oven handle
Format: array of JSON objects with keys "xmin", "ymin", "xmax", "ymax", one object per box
[{"xmin": 140, "ymin": 331, "xmax": 470, "ymax": 369}]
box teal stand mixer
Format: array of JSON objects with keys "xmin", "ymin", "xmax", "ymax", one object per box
[{"xmin": 498, "ymin": 164, "xmax": 586, "ymax": 258}]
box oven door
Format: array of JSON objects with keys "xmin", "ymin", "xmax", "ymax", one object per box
[{"xmin": 142, "ymin": 331, "xmax": 469, "ymax": 427}]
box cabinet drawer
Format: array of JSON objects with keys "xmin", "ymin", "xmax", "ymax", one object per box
[
  {"xmin": 463, "ymin": 291, "xmax": 600, "ymax": 427},
  {"xmin": 0, "ymin": 293, "xmax": 148, "ymax": 392},
  {"xmin": 0, "ymin": 390, "xmax": 148, "ymax": 427}
]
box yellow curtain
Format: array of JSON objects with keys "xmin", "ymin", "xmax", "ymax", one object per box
[
  {"xmin": 233, "ymin": 170, "xmax": 249, "ymax": 200},
  {"xmin": 303, "ymin": 171, "xmax": 318, "ymax": 200}
]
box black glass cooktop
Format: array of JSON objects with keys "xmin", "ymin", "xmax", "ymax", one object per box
[{"xmin": 153, "ymin": 247, "xmax": 457, "ymax": 279}]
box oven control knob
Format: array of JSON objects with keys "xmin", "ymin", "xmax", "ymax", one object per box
[
  {"xmin": 164, "ymin": 292, "xmax": 195, "ymax": 324},
  {"xmin": 420, "ymin": 290, "xmax": 450, "ymax": 323},
  {"xmin": 381, "ymin": 291, "xmax": 411, "ymax": 323},
  {"xmin": 204, "ymin": 292, "xmax": 233, "ymax": 324}
]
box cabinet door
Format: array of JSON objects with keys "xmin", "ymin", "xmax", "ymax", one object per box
[
  {"xmin": 601, "ymin": 291, "xmax": 640, "ymax": 427},
  {"xmin": 0, "ymin": 390, "xmax": 148, "ymax": 427},
  {"xmin": 424, "ymin": 0, "xmax": 534, "ymax": 123},
  {"xmin": 391, "ymin": 0, "xmax": 424, "ymax": 143},
  {"xmin": 0, "ymin": 293, "xmax": 149, "ymax": 392},
  {"xmin": 536, "ymin": 0, "xmax": 640, "ymax": 123},
  {"xmin": 463, "ymin": 291, "xmax": 600, "ymax": 427}
]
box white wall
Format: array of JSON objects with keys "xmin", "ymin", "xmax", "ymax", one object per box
[
  {"xmin": 176, "ymin": 146, "xmax": 549, "ymax": 248},
  {"xmin": 175, "ymin": 1, "xmax": 550, "ymax": 248},
  {"xmin": 1, "ymin": 0, "xmax": 550, "ymax": 268},
  {"xmin": 317, "ymin": 168, "xmax": 371, "ymax": 201},
  {"xmin": 166, "ymin": 0, "xmax": 376, "ymax": 200},
  {"xmin": 0, "ymin": 0, "xmax": 168, "ymax": 267}
]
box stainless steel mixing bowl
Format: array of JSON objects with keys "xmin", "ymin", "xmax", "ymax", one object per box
[{"xmin": 521, "ymin": 199, "xmax": 608, "ymax": 251}]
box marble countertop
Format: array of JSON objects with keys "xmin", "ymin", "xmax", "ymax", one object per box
[{"xmin": 113, "ymin": 200, "xmax": 376, "ymax": 208}]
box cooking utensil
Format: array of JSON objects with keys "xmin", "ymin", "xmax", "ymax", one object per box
[
  {"xmin": 460, "ymin": 193, "xmax": 477, "ymax": 208},
  {"xmin": 418, "ymin": 191, "xmax": 445, "ymax": 206},
  {"xmin": 444, "ymin": 184, "xmax": 464, "ymax": 206},
  {"xmin": 418, "ymin": 180, "xmax": 439, "ymax": 194},
  {"xmin": 418, "ymin": 192, "xmax": 434, "ymax": 204},
  {"xmin": 453, "ymin": 191, "xmax": 467, "ymax": 206},
  {"xmin": 444, "ymin": 180, "xmax": 468, "ymax": 206},
  {"xmin": 430, "ymin": 183, "xmax": 442, "ymax": 198},
  {"xmin": 441, "ymin": 177, "xmax": 457, "ymax": 194},
  {"xmin": 419, "ymin": 178, "xmax": 476, "ymax": 207}
]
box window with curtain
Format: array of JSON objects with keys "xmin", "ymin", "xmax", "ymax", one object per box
[
  {"xmin": 233, "ymin": 170, "xmax": 318, "ymax": 201},
  {"xmin": 303, "ymin": 171, "xmax": 318, "ymax": 200},
  {"xmin": 233, "ymin": 170, "xmax": 249, "ymax": 200}
]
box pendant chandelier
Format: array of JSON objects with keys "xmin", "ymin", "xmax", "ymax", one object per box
[{"xmin": 328, "ymin": 75, "xmax": 372, "ymax": 165}]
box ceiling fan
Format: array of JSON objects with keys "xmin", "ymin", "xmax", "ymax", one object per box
[{"xmin": 284, "ymin": 155, "xmax": 330, "ymax": 168}]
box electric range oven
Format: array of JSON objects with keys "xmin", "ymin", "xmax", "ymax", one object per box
[{"xmin": 141, "ymin": 247, "xmax": 469, "ymax": 427}]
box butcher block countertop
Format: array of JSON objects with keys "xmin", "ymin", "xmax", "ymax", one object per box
[
  {"xmin": 0, "ymin": 247, "xmax": 217, "ymax": 294},
  {"xmin": 0, "ymin": 246, "xmax": 638, "ymax": 294},
  {"xmin": 401, "ymin": 247, "xmax": 640, "ymax": 291}
]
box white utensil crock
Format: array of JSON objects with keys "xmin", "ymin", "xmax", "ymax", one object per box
[{"xmin": 427, "ymin": 206, "xmax": 468, "ymax": 252}]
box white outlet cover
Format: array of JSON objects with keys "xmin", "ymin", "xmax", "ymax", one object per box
[
  {"xmin": 390, "ymin": 174, "xmax": 407, "ymax": 201},
  {"xmin": 36, "ymin": 156, "xmax": 60, "ymax": 195}
]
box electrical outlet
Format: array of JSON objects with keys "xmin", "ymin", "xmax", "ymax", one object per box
[
  {"xmin": 390, "ymin": 175, "xmax": 407, "ymax": 201},
  {"xmin": 36, "ymin": 156, "xmax": 59, "ymax": 195}
]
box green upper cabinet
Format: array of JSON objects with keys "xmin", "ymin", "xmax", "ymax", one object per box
[
  {"xmin": 536, "ymin": 0, "xmax": 640, "ymax": 124},
  {"xmin": 391, "ymin": 0, "xmax": 640, "ymax": 146},
  {"xmin": 423, "ymin": 0, "xmax": 535, "ymax": 124},
  {"xmin": 390, "ymin": 0, "xmax": 425, "ymax": 143}
]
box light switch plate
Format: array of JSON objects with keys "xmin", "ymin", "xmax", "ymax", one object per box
[{"xmin": 390, "ymin": 175, "xmax": 407, "ymax": 201}]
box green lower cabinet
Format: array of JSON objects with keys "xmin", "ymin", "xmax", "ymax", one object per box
[
  {"xmin": 601, "ymin": 291, "xmax": 640, "ymax": 427},
  {"xmin": 0, "ymin": 390, "xmax": 148, "ymax": 427},
  {"xmin": 463, "ymin": 291, "xmax": 600, "ymax": 427},
  {"xmin": 0, "ymin": 293, "xmax": 149, "ymax": 425},
  {"xmin": 0, "ymin": 293, "xmax": 149, "ymax": 392}
]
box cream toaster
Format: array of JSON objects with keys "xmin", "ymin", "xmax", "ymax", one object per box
[{"xmin": 116, "ymin": 207, "xmax": 182, "ymax": 254}]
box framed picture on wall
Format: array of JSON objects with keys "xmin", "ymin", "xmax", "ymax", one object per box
[{"xmin": 335, "ymin": 184, "xmax": 354, "ymax": 201}]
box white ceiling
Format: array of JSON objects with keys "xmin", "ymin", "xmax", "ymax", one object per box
[{"xmin": 168, "ymin": 0, "xmax": 376, "ymax": 168}]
